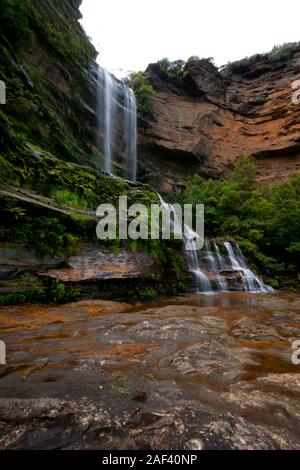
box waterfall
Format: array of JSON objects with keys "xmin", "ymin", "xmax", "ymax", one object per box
[
  {"xmin": 214, "ymin": 242, "xmax": 226, "ymax": 271},
  {"xmin": 224, "ymin": 242, "xmax": 272, "ymax": 292},
  {"xmin": 97, "ymin": 66, "xmax": 117, "ymax": 175},
  {"xmin": 205, "ymin": 241, "xmax": 228, "ymax": 291},
  {"xmin": 96, "ymin": 65, "xmax": 137, "ymax": 181},
  {"xmin": 185, "ymin": 244, "xmax": 212, "ymax": 293},
  {"xmin": 123, "ymin": 87, "xmax": 137, "ymax": 182},
  {"xmin": 158, "ymin": 196, "xmax": 212, "ymax": 293},
  {"xmin": 157, "ymin": 195, "xmax": 272, "ymax": 294}
]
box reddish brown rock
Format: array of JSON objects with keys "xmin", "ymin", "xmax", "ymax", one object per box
[
  {"xmin": 138, "ymin": 51, "xmax": 300, "ymax": 192},
  {"xmin": 37, "ymin": 247, "xmax": 159, "ymax": 282}
]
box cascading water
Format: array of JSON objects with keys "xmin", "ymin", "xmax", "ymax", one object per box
[
  {"xmin": 96, "ymin": 65, "xmax": 137, "ymax": 181},
  {"xmin": 97, "ymin": 66, "xmax": 117, "ymax": 175},
  {"xmin": 224, "ymin": 242, "xmax": 272, "ymax": 292},
  {"xmin": 193, "ymin": 240, "xmax": 272, "ymax": 294},
  {"xmin": 214, "ymin": 242, "xmax": 226, "ymax": 271},
  {"xmin": 123, "ymin": 87, "xmax": 137, "ymax": 182},
  {"xmin": 185, "ymin": 241, "xmax": 212, "ymax": 293},
  {"xmin": 158, "ymin": 196, "xmax": 212, "ymax": 293},
  {"xmin": 205, "ymin": 240, "xmax": 228, "ymax": 291}
]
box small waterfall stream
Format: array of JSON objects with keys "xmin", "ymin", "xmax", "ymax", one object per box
[
  {"xmin": 96, "ymin": 65, "xmax": 137, "ymax": 182},
  {"xmin": 123, "ymin": 87, "xmax": 137, "ymax": 182},
  {"xmin": 224, "ymin": 242, "xmax": 271, "ymax": 292},
  {"xmin": 158, "ymin": 196, "xmax": 210, "ymax": 292},
  {"xmin": 157, "ymin": 197, "xmax": 272, "ymax": 294}
]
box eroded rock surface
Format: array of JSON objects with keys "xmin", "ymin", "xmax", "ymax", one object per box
[
  {"xmin": 139, "ymin": 53, "xmax": 300, "ymax": 192},
  {"xmin": 0, "ymin": 293, "xmax": 300, "ymax": 449}
]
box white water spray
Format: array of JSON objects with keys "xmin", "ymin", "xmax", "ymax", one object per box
[
  {"xmin": 124, "ymin": 87, "xmax": 137, "ymax": 182},
  {"xmin": 224, "ymin": 242, "xmax": 272, "ymax": 292},
  {"xmin": 96, "ymin": 65, "xmax": 137, "ymax": 181}
]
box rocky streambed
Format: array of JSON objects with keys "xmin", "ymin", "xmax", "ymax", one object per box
[{"xmin": 0, "ymin": 292, "xmax": 300, "ymax": 450}]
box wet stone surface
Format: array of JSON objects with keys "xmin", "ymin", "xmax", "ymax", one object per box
[{"xmin": 0, "ymin": 293, "xmax": 300, "ymax": 449}]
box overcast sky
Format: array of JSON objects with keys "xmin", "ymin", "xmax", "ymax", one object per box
[{"xmin": 80, "ymin": 0, "xmax": 300, "ymax": 77}]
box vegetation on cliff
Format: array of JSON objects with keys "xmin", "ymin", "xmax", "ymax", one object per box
[
  {"xmin": 220, "ymin": 42, "xmax": 300, "ymax": 77},
  {"xmin": 0, "ymin": 0, "xmax": 188, "ymax": 305},
  {"xmin": 0, "ymin": 0, "xmax": 97, "ymax": 185},
  {"xmin": 123, "ymin": 72, "xmax": 154, "ymax": 119}
]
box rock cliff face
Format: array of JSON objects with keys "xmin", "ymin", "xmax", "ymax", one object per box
[
  {"xmin": 138, "ymin": 50, "xmax": 300, "ymax": 193},
  {"xmin": 0, "ymin": 0, "xmax": 185, "ymax": 304},
  {"xmin": 0, "ymin": 0, "xmax": 98, "ymax": 173}
]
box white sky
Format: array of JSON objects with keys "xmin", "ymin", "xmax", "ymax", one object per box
[{"xmin": 80, "ymin": 0, "xmax": 300, "ymax": 77}]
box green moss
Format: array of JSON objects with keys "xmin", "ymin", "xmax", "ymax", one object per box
[
  {"xmin": 0, "ymin": 273, "xmax": 81, "ymax": 307},
  {"xmin": 270, "ymin": 279, "xmax": 280, "ymax": 289},
  {"xmin": 51, "ymin": 189, "xmax": 89, "ymax": 210},
  {"xmin": 0, "ymin": 0, "xmax": 35, "ymax": 47}
]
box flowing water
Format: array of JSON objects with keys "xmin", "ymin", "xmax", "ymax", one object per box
[
  {"xmin": 224, "ymin": 241, "xmax": 272, "ymax": 293},
  {"xmin": 158, "ymin": 198, "xmax": 271, "ymax": 294},
  {"xmin": 96, "ymin": 65, "xmax": 137, "ymax": 181},
  {"xmin": 97, "ymin": 66, "xmax": 117, "ymax": 175},
  {"xmin": 123, "ymin": 86, "xmax": 137, "ymax": 182}
]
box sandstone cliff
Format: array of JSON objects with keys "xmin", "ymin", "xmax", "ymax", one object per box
[
  {"xmin": 0, "ymin": 0, "xmax": 186, "ymax": 305},
  {"xmin": 138, "ymin": 49, "xmax": 300, "ymax": 193}
]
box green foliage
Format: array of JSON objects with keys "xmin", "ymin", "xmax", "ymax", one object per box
[
  {"xmin": 0, "ymin": 0, "xmax": 34, "ymax": 46},
  {"xmin": 187, "ymin": 55, "xmax": 200, "ymax": 63},
  {"xmin": 138, "ymin": 287, "xmax": 158, "ymax": 300},
  {"xmin": 0, "ymin": 197, "xmax": 82, "ymax": 257},
  {"xmin": 111, "ymin": 384, "xmax": 129, "ymax": 395},
  {"xmin": 184, "ymin": 157, "xmax": 300, "ymax": 278},
  {"xmin": 0, "ymin": 274, "xmax": 81, "ymax": 306},
  {"xmin": 270, "ymin": 279, "xmax": 280, "ymax": 289},
  {"xmin": 47, "ymin": 279, "xmax": 81, "ymax": 304},
  {"xmin": 0, "ymin": 155, "xmax": 19, "ymax": 186},
  {"xmin": 157, "ymin": 58, "xmax": 186, "ymax": 77},
  {"xmin": 270, "ymin": 43, "xmax": 300, "ymax": 60},
  {"xmin": 22, "ymin": 217, "xmax": 79, "ymax": 257},
  {"xmin": 0, "ymin": 274, "xmax": 44, "ymax": 306},
  {"xmin": 51, "ymin": 189, "xmax": 88, "ymax": 210},
  {"xmin": 170, "ymin": 280, "xmax": 188, "ymax": 295},
  {"xmin": 124, "ymin": 72, "xmax": 154, "ymax": 119}
]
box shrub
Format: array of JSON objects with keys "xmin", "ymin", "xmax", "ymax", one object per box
[
  {"xmin": 124, "ymin": 72, "xmax": 154, "ymax": 119},
  {"xmin": 187, "ymin": 55, "xmax": 200, "ymax": 63},
  {"xmin": 139, "ymin": 287, "xmax": 158, "ymax": 300},
  {"xmin": 157, "ymin": 58, "xmax": 186, "ymax": 77},
  {"xmin": 47, "ymin": 279, "xmax": 81, "ymax": 304}
]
